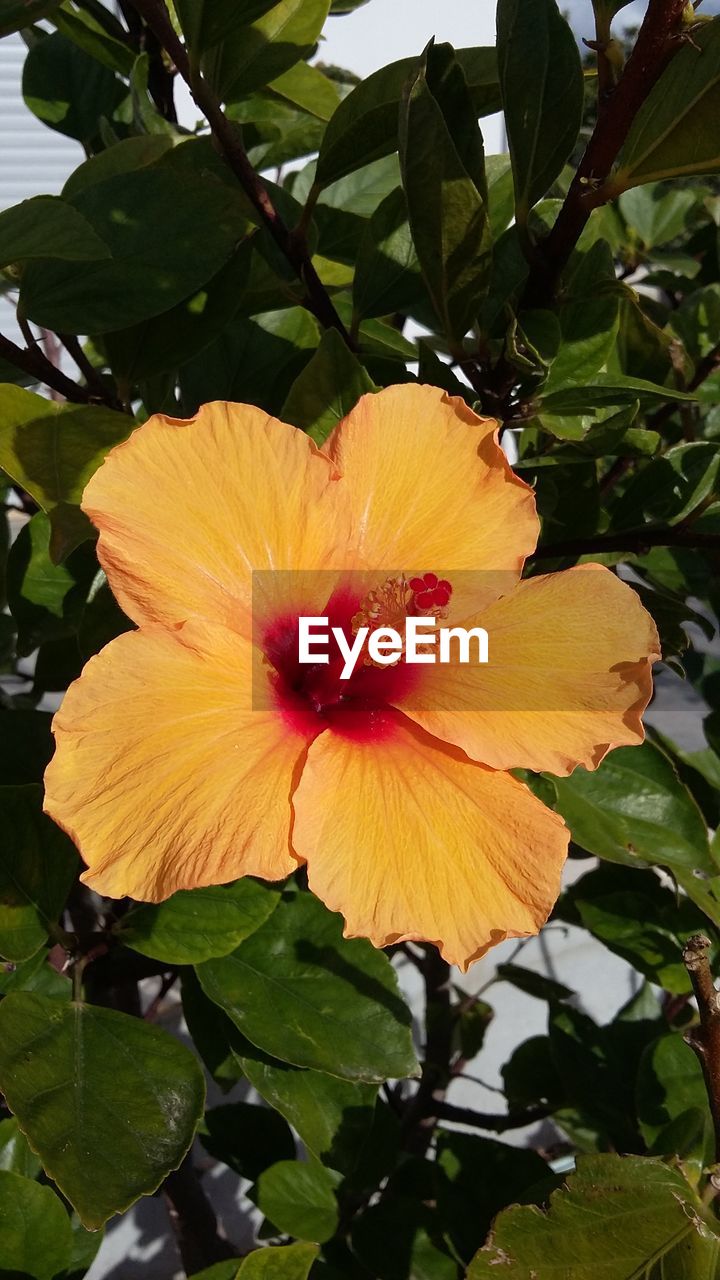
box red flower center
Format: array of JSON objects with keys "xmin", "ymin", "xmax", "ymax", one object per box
[{"xmin": 263, "ymin": 574, "xmax": 452, "ymax": 742}]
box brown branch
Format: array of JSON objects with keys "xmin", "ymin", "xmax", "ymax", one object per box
[
  {"xmin": 528, "ymin": 527, "xmax": 720, "ymax": 562},
  {"xmin": 400, "ymin": 947, "xmax": 454, "ymax": 1156},
  {"xmin": 433, "ymin": 1101, "xmax": 552, "ymax": 1133},
  {"xmin": 0, "ymin": 329, "xmax": 98, "ymax": 405},
  {"xmin": 163, "ymin": 1155, "xmax": 238, "ymax": 1274},
  {"xmin": 522, "ymin": 0, "xmax": 688, "ymax": 306},
  {"xmin": 683, "ymin": 934, "xmax": 720, "ymax": 1165},
  {"xmin": 57, "ymin": 332, "xmax": 125, "ymax": 411},
  {"xmin": 127, "ymin": 0, "xmax": 353, "ymax": 345}
]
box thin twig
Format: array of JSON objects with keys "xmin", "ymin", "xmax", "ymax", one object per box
[
  {"xmin": 0, "ymin": 329, "xmax": 97, "ymax": 404},
  {"xmin": 57, "ymin": 332, "xmax": 124, "ymax": 410},
  {"xmin": 433, "ymin": 1101, "xmax": 552, "ymax": 1133},
  {"xmin": 163, "ymin": 1155, "xmax": 238, "ymax": 1272},
  {"xmin": 683, "ymin": 935, "xmax": 720, "ymax": 1166},
  {"xmin": 127, "ymin": 0, "xmax": 353, "ymax": 345},
  {"xmin": 400, "ymin": 947, "xmax": 454, "ymax": 1156}
]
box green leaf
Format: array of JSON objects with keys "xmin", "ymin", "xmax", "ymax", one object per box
[
  {"xmin": 117, "ymin": 879, "xmax": 281, "ymax": 965},
  {"xmin": 550, "ymin": 742, "xmax": 713, "ymax": 875},
  {"xmin": 619, "ymin": 183, "xmax": 699, "ymax": 249},
  {"xmin": 399, "ymin": 42, "xmax": 491, "ymax": 343},
  {"xmin": 179, "ymin": 307, "xmax": 319, "ymax": 418},
  {"xmin": 352, "ymin": 186, "xmax": 425, "ymax": 322},
  {"xmin": 315, "ymin": 47, "xmax": 500, "ymax": 189},
  {"xmin": 22, "ymin": 30, "xmax": 126, "ymax": 146},
  {"xmin": 611, "ymin": 443, "xmax": 720, "ymax": 529},
  {"xmin": 614, "ymin": 19, "xmax": 720, "ymax": 190},
  {"xmin": 62, "ymin": 135, "xmax": 174, "ymax": 199},
  {"xmin": 102, "ymin": 239, "xmax": 252, "ymax": 386},
  {"xmin": 437, "ymin": 1132, "xmax": 551, "ymax": 1264},
  {"xmin": 196, "ymin": 891, "xmax": 418, "ymax": 1083},
  {"xmin": 269, "ymin": 61, "xmax": 340, "ymax": 121},
  {"xmin": 203, "ymin": 0, "xmax": 331, "ymax": 102},
  {"xmin": 251, "ymin": 1159, "xmax": 339, "ymax": 1243},
  {"xmin": 0, "ymin": 1118, "xmax": 41, "ymax": 1178},
  {"xmin": 0, "ymin": 784, "xmax": 78, "ymax": 962},
  {"xmin": 21, "ymin": 167, "xmax": 249, "ymax": 335},
  {"xmin": 538, "ymin": 373, "xmax": 695, "ymax": 414},
  {"xmin": 51, "ymin": 2, "xmax": 136, "ymax": 77},
  {"xmin": 200, "ymin": 1102, "xmax": 296, "ymax": 1181},
  {"xmin": 0, "ymin": 993, "xmax": 205, "ymax": 1228},
  {"xmin": 6, "ymin": 512, "xmax": 93, "ymax": 654},
  {"xmin": 0, "ymin": 385, "xmax": 132, "ymax": 526},
  {"xmin": 636, "ymin": 1034, "xmax": 711, "ymax": 1154},
  {"xmin": 0, "ymin": 0, "xmax": 60, "ymax": 35},
  {"xmin": 281, "ymin": 329, "xmax": 376, "ymax": 445},
  {"xmin": 497, "ymin": 0, "xmax": 584, "ymax": 225},
  {"xmin": 0, "ymin": 196, "xmax": 110, "ymax": 268},
  {"xmin": 0, "ymin": 1170, "xmax": 73, "ymax": 1280},
  {"xmin": 468, "ymin": 1155, "xmax": 711, "ymax": 1278},
  {"xmin": 237, "ymin": 1242, "xmax": 319, "ymax": 1279},
  {"xmin": 544, "ymin": 243, "xmax": 621, "ymax": 389},
  {"xmin": 231, "ymin": 1032, "xmax": 381, "ymax": 1174},
  {"xmin": 559, "ymin": 863, "xmax": 713, "ymax": 994},
  {"xmin": 0, "ymin": 949, "xmax": 70, "ymax": 1000},
  {"xmin": 175, "ymin": 0, "xmax": 279, "ymax": 53}
]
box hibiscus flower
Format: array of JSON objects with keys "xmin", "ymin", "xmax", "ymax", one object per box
[{"xmin": 43, "ymin": 385, "xmax": 659, "ymax": 969}]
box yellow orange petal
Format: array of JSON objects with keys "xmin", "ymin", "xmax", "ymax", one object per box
[
  {"xmin": 292, "ymin": 716, "xmax": 568, "ymax": 970},
  {"xmin": 325, "ymin": 385, "xmax": 538, "ymax": 606},
  {"xmin": 83, "ymin": 401, "xmax": 349, "ymax": 637},
  {"xmin": 395, "ymin": 565, "xmax": 660, "ymax": 775},
  {"xmin": 44, "ymin": 620, "xmax": 307, "ymax": 900}
]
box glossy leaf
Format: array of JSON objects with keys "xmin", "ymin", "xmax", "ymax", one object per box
[
  {"xmin": 0, "ymin": 784, "xmax": 78, "ymax": 962},
  {"xmin": 281, "ymin": 328, "xmax": 375, "ymax": 445},
  {"xmin": 614, "ymin": 19, "xmax": 720, "ymax": 189},
  {"xmin": 231, "ymin": 1031, "xmax": 381, "ymax": 1174},
  {"xmin": 468, "ymin": 1155, "xmax": 711, "ymax": 1277},
  {"xmin": 559, "ymin": 864, "xmax": 713, "ymax": 994},
  {"xmin": 62, "ymin": 135, "xmax": 173, "ymax": 199},
  {"xmin": 51, "ymin": 4, "xmax": 136, "ymax": 76},
  {"xmin": 6, "ymin": 511, "xmax": 96, "ymax": 654},
  {"xmin": 538, "ymin": 373, "xmax": 695, "ymax": 414},
  {"xmin": 611, "ymin": 442, "xmax": 720, "ymax": 529},
  {"xmin": 21, "ymin": 168, "xmax": 250, "ymax": 335},
  {"xmin": 175, "ymin": 0, "xmax": 280, "ymax": 52},
  {"xmin": 179, "ymin": 307, "xmax": 319, "ymax": 418},
  {"xmin": 0, "ymin": 1170, "xmax": 73, "ymax": 1280},
  {"xmin": 399, "ymin": 42, "xmax": 491, "ymax": 343},
  {"xmin": 117, "ymin": 879, "xmax": 280, "ymax": 964},
  {"xmin": 315, "ymin": 47, "xmax": 500, "ymax": 189},
  {"xmin": 0, "ymin": 385, "xmax": 132, "ymax": 535},
  {"xmin": 251, "ymin": 1159, "xmax": 339, "ymax": 1242},
  {"xmin": 196, "ymin": 891, "xmax": 418, "ymax": 1083},
  {"xmin": 550, "ymin": 742, "xmax": 713, "ymax": 875},
  {"xmin": 238, "ymin": 1243, "xmax": 319, "ymax": 1279},
  {"xmin": 0, "ymin": 1117, "xmax": 41, "ymax": 1178},
  {"xmin": 497, "ymin": 0, "xmax": 584, "ymax": 224},
  {"xmin": 0, "ymin": 196, "xmax": 110, "ymax": 268},
  {"xmin": 203, "ymin": 0, "xmax": 331, "ymax": 102},
  {"xmin": 22, "ymin": 30, "xmax": 126, "ymax": 145},
  {"xmin": 636, "ymin": 1034, "xmax": 711, "ymax": 1156},
  {"xmin": 0, "ymin": 993, "xmax": 205, "ymax": 1228}
]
